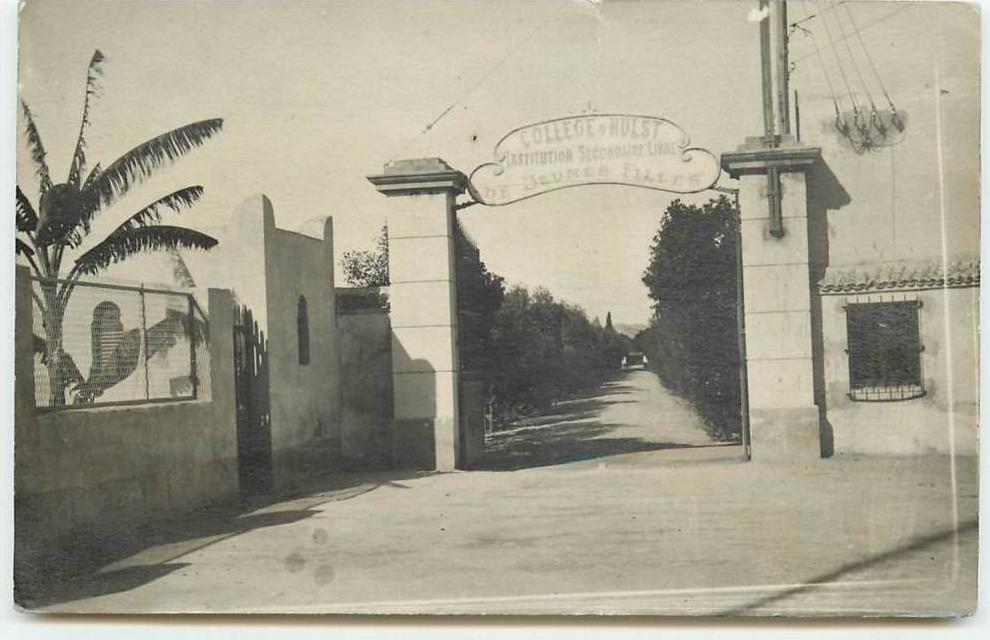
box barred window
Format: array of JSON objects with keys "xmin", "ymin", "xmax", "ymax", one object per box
[
  {"xmin": 845, "ymin": 300, "xmax": 924, "ymax": 401},
  {"xmin": 297, "ymin": 295, "xmax": 310, "ymax": 365}
]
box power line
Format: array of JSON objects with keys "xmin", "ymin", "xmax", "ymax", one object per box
[
  {"xmin": 386, "ymin": 0, "xmax": 571, "ymax": 164},
  {"xmin": 789, "ymin": 0, "xmax": 848, "ymax": 31},
  {"xmin": 795, "ymin": 0, "xmax": 843, "ymax": 121},
  {"xmin": 419, "ymin": 0, "xmax": 571, "ymax": 135},
  {"xmin": 841, "ymin": 0, "xmax": 899, "ymax": 112},
  {"xmin": 832, "ymin": 0, "xmax": 875, "ymax": 110},
  {"xmin": 815, "ymin": 0, "xmax": 862, "ymax": 132},
  {"xmin": 793, "ymin": 1, "xmax": 908, "ymax": 152},
  {"xmin": 827, "ymin": 0, "xmax": 876, "ymax": 144},
  {"xmin": 792, "ymin": 3, "xmax": 912, "ymax": 65}
]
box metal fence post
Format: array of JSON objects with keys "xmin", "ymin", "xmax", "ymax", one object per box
[
  {"xmin": 189, "ymin": 294, "xmax": 198, "ymax": 399},
  {"xmin": 140, "ymin": 284, "xmax": 150, "ymax": 401}
]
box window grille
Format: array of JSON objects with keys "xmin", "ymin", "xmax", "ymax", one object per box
[{"xmin": 844, "ymin": 299, "xmax": 925, "ymax": 401}]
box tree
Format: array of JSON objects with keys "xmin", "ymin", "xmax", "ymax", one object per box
[
  {"xmin": 338, "ymin": 219, "xmax": 621, "ymax": 427},
  {"xmin": 455, "ymin": 224, "xmax": 505, "ymax": 375},
  {"xmin": 487, "ymin": 285, "xmax": 625, "ymax": 425},
  {"xmin": 639, "ymin": 196, "xmax": 741, "ymax": 441},
  {"xmin": 16, "ymin": 50, "xmax": 223, "ymax": 406},
  {"xmin": 341, "ymin": 224, "xmax": 389, "ymax": 287}
]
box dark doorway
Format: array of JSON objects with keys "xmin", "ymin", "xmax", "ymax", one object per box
[{"xmin": 232, "ymin": 305, "xmax": 273, "ymax": 496}]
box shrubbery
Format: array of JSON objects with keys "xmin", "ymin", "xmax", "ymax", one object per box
[{"xmin": 637, "ymin": 196, "xmax": 742, "ymax": 442}]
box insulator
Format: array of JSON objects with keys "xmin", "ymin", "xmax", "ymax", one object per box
[
  {"xmin": 890, "ymin": 108, "xmax": 905, "ymax": 132},
  {"xmin": 870, "ymin": 107, "xmax": 887, "ymax": 137},
  {"xmin": 852, "ymin": 109, "xmax": 873, "ymax": 149},
  {"xmin": 835, "ymin": 114, "xmax": 850, "ymax": 137}
]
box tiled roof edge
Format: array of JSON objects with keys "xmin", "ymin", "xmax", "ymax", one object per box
[{"xmin": 818, "ymin": 257, "xmax": 980, "ymax": 295}]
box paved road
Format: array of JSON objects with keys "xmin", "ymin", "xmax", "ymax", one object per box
[{"xmin": 29, "ymin": 370, "xmax": 976, "ymax": 616}]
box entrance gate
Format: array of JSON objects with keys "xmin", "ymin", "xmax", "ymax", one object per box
[
  {"xmin": 232, "ymin": 305, "xmax": 273, "ymax": 496},
  {"xmin": 369, "ymin": 117, "xmax": 828, "ymax": 470}
]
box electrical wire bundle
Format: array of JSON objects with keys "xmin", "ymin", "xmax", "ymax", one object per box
[{"xmin": 791, "ymin": 1, "xmax": 906, "ymax": 154}]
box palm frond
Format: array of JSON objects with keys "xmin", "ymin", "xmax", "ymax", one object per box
[
  {"xmin": 15, "ymin": 185, "xmax": 38, "ymax": 233},
  {"xmin": 116, "ymin": 186, "xmax": 204, "ymax": 231},
  {"xmin": 86, "ymin": 119, "xmax": 223, "ymax": 207},
  {"xmin": 66, "ymin": 185, "xmax": 203, "ymax": 249},
  {"xmin": 19, "ymin": 100, "xmax": 52, "ymax": 194},
  {"xmin": 81, "ymin": 162, "xmax": 101, "ymax": 191},
  {"xmin": 67, "ymin": 162, "xmax": 104, "ymax": 239},
  {"xmin": 16, "ymin": 238, "xmax": 35, "ymax": 257},
  {"xmin": 74, "ymin": 225, "xmax": 218, "ymax": 275},
  {"xmin": 68, "ymin": 50, "xmax": 106, "ymax": 188}
]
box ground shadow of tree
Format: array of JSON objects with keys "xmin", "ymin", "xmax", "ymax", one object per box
[
  {"xmin": 476, "ymin": 418, "xmax": 704, "ymax": 471},
  {"xmin": 475, "ymin": 385, "xmax": 726, "ymax": 471}
]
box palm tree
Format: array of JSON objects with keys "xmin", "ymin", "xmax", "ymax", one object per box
[{"xmin": 16, "ymin": 50, "xmax": 223, "ymax": 406}]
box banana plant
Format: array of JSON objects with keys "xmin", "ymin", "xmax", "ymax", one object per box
[{"xmin": 17, "ymin": 50, "xmax": 222, "ymax": 406}]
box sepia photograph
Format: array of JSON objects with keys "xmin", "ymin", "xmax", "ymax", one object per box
[{"xmin": 7, "ymin": 0, "xmax": 982, "ymax": 620}]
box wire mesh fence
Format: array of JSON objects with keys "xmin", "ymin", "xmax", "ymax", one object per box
[{"xmin": 30, "ymin": 277, "xmax": 211, "ymax": 410}]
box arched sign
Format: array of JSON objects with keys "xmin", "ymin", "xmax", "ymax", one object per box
[{"xmin": 467, "ymin": 114, "xmax": 721, "ymax": 206}]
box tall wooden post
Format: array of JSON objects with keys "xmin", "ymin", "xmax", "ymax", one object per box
[
  {"xmin": 774, "ymin": 0, "xmax": 791, "ymax": 136},
  {"xmin": 760, "ymin": 0, "xmax": 792, "ymax": 142},
  {"xmin": 722, "ymin": 0, "xmax": 825, "ymax": 462},
  {"xmin": 760, "ymin": 0, "xmax": 792, "ymax": 237}
]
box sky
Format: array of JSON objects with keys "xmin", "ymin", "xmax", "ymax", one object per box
[{"xmin": 15, "ymin": 0, "xmax": 980, "ymax": 325}]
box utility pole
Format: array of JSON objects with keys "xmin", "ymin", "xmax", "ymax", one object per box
[
  {"xmin": 775, "ymin": 1, "xmax": 791, "ymax": 136},
  {"xmin": 759, "ymin": 0, "xmax": 791, "ymax": 236},
  {"xmin": 721, "ymin": 0, "xmax": 824, "ymax": 463},
  {"xmin": 759, "ymin": 0, "xmax": 775, "ymax": 141}
]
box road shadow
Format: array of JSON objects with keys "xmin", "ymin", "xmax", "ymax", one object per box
[
  {"xmin": 15, "ymin": 468, "xmax": 431, "ymax": 610},
  {"xmin": 476, "ymin": 419, "xmax": 712, "ymax": 471},
  {"xmin": 477, "ymin": 374, "xmax": 736, "ymax": 471}
]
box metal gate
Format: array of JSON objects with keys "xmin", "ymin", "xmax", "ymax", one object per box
[{"xmin": 233, "ymin": 305, "xmax": 273, "ymax": 496}]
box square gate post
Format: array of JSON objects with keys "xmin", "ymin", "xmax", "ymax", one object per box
[
  {"xmin": 368, "ymin": 158, "xmax": 466, "ymax": 471},
  {"xmin": 722, "ymin": 140, "xmax": 824, "ymax": 463}
]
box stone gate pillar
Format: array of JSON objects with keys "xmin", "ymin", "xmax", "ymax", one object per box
[
  {"xmin": 722, "ymin": 140, "xmax": 823, "ymax": 462},
  {"xmin": 368, "ymin": 158, "xmax": 466, "ymax": 471}
]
